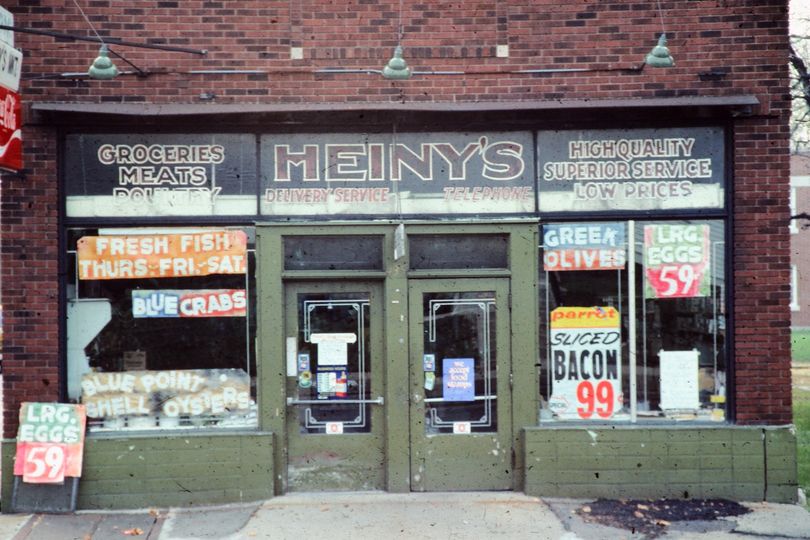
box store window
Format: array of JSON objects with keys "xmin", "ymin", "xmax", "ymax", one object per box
[
  {"xmin": 65, "ymin": 227, "xmax": 257, "ymax": 433},
  {"xmin": 539, "ymin": 220, "xmax": 727, "ymax": 423}
]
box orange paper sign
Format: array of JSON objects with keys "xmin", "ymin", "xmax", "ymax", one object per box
[{"xmin": 77, "ymin": 230, "xmax": 247, "ymax": 280}]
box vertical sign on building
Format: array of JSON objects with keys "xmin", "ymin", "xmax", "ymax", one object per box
[
  {"xmin": 0, "ymin": 6, "xmax": 22, "ymax": 172},
  {"xmin": 644, "ymin": 224, "xmax": 711, "ymax": 299}
]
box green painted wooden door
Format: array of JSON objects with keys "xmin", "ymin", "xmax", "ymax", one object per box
[
  {"xmin": 284, "ymin": 281, "xmax": 386, "ymax": 491},
  {"xmin": 408, "ymin": 278, "xmax": 512, "ymax": 491}
]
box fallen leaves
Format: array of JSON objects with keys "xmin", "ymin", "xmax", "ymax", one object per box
[{"xmin": 122, "ymin": 528, "xmax": 144, "ymax": 536}]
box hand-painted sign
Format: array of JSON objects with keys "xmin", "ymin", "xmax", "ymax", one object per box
[
  {"xmin": 538, "ymin": 127, "xmax": 724, "ymax": 212},
  {"xmin": 64, "ymin": 134, "xmax": 258, "ymax": 217},
  {"xmin": 0, "ymin": 40, "xmax": 22, "ymax": 92},
  {"xmin": 77, "ymin": 230, "xmax": 247, "ymax": 280},
  {"xmin": 0, "ymin": 85, "xmax": 21, "ymax": 171},
  {"xmin": 132, "ymin": 289, "xmax": 247, "ymax": 318},
  {"xmin": 80, "ymin": 369, "xmax": 252, "ymax": 422},
  {"xmin": 548, "ymin": 307, "xmax": 623, "ymax": 420},
  {"xmin": 0, "ymin": 7, "xmax": 14, "ymax": 46},
  {"xmin": 260, "ymin": 132, "xmax": 535, "ymax": 215},
  {"xmin": 443, "ymin": 358, "xmax": 475, "ymax": 402},
  {"xmin": 14, "ymin": 403, "xmax": 87, "ymax": 483},
  {"xmin": 543, "ymin": 222, "xmax": 626, "ymax": 271},
  {"xmin": 644, "ymin": 224, "xmax": 711, "ymax": 298}
]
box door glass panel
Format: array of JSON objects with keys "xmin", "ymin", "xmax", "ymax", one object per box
[
  {"xmin": 295, "ymin": 293, "xmax": 371, "ymax": 433},
  {"xmin": 421, "ymin": 291, "xmax": 497, "ymax": 434}
]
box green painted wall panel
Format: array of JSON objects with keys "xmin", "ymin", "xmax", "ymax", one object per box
[
  {"xmin": 524, "ymin": 426, "xmax": 796, "ymax": 503},
  {"xmin": 1, "ymin": 433, "xmax": 274, "ymax": 511}
]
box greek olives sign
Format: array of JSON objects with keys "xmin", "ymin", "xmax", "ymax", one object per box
[
  {"xmin": 537, "ymin": 127, "xmax": 724, "ymax": 212},
  {"xmin": 64, "ymin": 134, "xmax": 258, "ymax": 217},
  {"xmin": 543, "ymin": 222, "xmax": 626, "ymax": 271}
]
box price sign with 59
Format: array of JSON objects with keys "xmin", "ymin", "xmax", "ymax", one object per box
[
  {"xmin": 23, "ymin": 443, "xmax": 67, "ymax": 483},
  {"xmin": 652, "ymin": 264, "xmax": 699, "ymax": 297},
  {"xmin": 644, "ymin": 224, "xmax": 710, "ymax": 299}
]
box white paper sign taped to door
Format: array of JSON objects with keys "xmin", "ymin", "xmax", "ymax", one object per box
[{"xmin": 311, "ymin": 333, "xmax": 356, "ymax": 366}]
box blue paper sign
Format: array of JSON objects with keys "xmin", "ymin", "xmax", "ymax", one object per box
[{"xmin": 443, "ymin": 358, "xmax": 475, "ymax": 402}]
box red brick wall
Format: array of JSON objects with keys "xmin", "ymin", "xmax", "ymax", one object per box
[
  {"xmin": 1, "ymin": 0, "xmax": 791, "ymax": 435},
  {"xmin": 2, "ymin": 127, "xmax": 60, "ymax": 438}
]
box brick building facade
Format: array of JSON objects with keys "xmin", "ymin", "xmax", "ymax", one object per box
[{"xmin": 0, "ymin": 1, "xmax": 797, "ymax": 509}]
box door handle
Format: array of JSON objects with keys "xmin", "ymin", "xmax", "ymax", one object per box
[{"xmin": 286, "ymin": 397, "xmax": 385, "ymax": 406}]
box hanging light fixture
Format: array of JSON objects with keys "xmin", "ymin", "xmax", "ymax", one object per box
[
  {"xmin": 382, "ymin": 0, "xmax": 411, "ymax": 80},
  {"xmin": 383, "ymin": 45, "xmax": 411, "ymax": 80},
  {"xmin": 645, "ymin": 34, "xmax": 674, "ymax": 68},
  {"xmin": 71, "ymin": 0, "xmax": 119, "ymax": 79},
  {"xmin": 645, "ymin": 0, "xmax": 674, "ymax": 68},
  {"xmin": 88, "ymin": 43, "xmax": 118, "ymax": 79}
]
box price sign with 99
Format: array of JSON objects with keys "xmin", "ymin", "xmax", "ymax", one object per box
[
  {"xmin": 576, "ymin": 380, "xmax": 617, "ymax": 419},
  {"xmin": 23, "ymin": 443, "xmax": 67, "ymax": 483}
]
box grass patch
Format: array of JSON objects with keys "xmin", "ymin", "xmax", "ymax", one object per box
[{"xmin": 793, "ymin": 329, "xmax": 810, "ymax": 362}]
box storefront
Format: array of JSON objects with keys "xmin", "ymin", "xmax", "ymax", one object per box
[
  {"xmin": 0, "ymin": 1, "xmax": 795, "ymax": 511},
  {"xmin": 0, "ymin": 99, "xmax": 794, "ymax": 509}
]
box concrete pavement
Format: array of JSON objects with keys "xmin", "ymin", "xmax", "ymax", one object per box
[{"xmin": 1, "ymin": 491, "xmax": 809, "ymax": 540}]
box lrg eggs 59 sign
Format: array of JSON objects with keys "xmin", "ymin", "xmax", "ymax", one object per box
[
  {"xmin": 644, "ymin": 224, "xmax": 711, "ymax": 299},
  {"xmin": 14, "ymin": 403, "xmax": 86, "ymax": 484}
]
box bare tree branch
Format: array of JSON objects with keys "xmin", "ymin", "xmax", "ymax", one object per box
[{"xmin": 790, "ymin": 42, "xmax": 810, "ymax": 114}]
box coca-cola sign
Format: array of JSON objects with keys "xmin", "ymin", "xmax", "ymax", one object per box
[{"xmin": 0, "ymin": 84, "xmax": 21, "ymax": 171}]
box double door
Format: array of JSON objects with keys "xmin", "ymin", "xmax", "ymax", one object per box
[{"xmin": 284, "ymin": 278, "xmax": 512, "ymax": 492}]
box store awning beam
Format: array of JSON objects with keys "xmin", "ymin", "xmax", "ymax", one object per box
[{"xmin": 31, "ymin": 95, "xmax": 759, "ymax": 120}]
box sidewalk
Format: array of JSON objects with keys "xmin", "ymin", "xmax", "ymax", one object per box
[{"xmin": 1, "ymin": 492, "xmax": 809, "ymax": 540}]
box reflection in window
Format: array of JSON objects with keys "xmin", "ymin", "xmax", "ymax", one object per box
[
  {"xmin": 539, "ymin": 220, "xmax": 727, "ymax": 423},
  {"xmin": 66, "ymin": 228, "xmax": 257, "ymax": 433}
]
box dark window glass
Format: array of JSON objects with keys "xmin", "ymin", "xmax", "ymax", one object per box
[
  {"xmin": 66, "ymin": 227, "xmax": 257, "ymax": 433},
  {"xmin": 539, "ymin": 220, "xmax": 727, "ymax": 423},
  {"xmin": 293, "ymin": 293, "xmax": 372, "ymax": 434},
  {"xmin": 284, "ymin": 236, "xmax": 383, "ymax": 271},
  {"xmin": 409, "ymin": 234, "xmax": 508, "ymax": 270}
]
